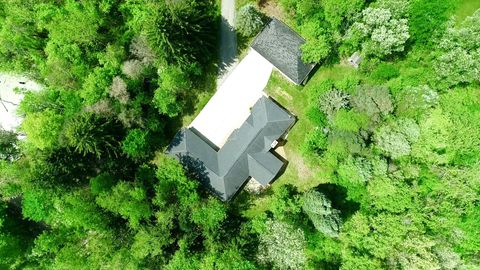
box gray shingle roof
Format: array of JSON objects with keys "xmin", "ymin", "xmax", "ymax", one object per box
[
  {"xmin": 251, "ymin": 18, "xmax": 316, "ymax": 85},
  {"xmin": 167, "ymin": 96, "xmax": 295, "ymax": 200}
]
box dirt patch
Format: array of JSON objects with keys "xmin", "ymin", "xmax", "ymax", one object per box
[
  {"xmin": 289, "ymin": 151, "xmax": 314, "ymax": 180},
  {"xmin": 259, "ymin": 0, "xmax": 286, "ymax": 20},
  {"xmin": 245, "ymin": 178, "xmax": 268, "ymax": 194}
]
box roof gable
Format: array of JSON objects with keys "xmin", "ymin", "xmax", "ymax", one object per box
[{"xmin": 251, "ymin": 18, "xmax": 316, "ymax": 85}]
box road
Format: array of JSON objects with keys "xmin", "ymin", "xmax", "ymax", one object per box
[{"xmin": 218, "ymin": 0, "xmax": 238, "ymax": 86}]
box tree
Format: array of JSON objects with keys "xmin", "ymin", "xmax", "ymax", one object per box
[
  {"xmin": 301, "ymin": 35, "xmax": 331, "ymax": 63},
  {"xmin": 122, "ymin": 129, "xmax": 150, "ymax": 159},
  {"xmin": 0, "ymin": 129, "xmax": 19, "ymax": 161},
  {"xmin": 346, "ymin": 7, "xmax": 409, "ymax": 57},
  {"xmin": 300, "ymin": 20, "xmax": 332, "ymax": 64},
  {"xmin": 435, "ymin": 11, "xmax": 480, "ymax": 87},
  {"xmin": 191, "ymin": 197, "xmax": 226, "ymax": 233},
  {"xmin": 109, "ymin": 76, "xmax": 130, "ymax": 105},
  {"xmin": 302, "ymin": 190, "xmax": 342, "ymax": 237},
  {"xmin": 153, "ymin": 65, "xmax": 191, "ymax": 117},
  {"xmin": 257, "ymin": 219, "xmax": 307, "ymax": 270},
  {"xmin": 318, "ymin": 89, "xmax": 350, "ymax": 121},
  {"xmin": 62, "ymin": 113, "xmax": 120, "ymax": 158},
  {"xmin": 375, "ymin": 118, "xmax": 420, "ymax": 159},
  {"xmin": 395, "ymin": 85, "xmax": 439, "ymax": 118},
  {"xmin": 96, "ymin": 181, "xmax": 152, "ymax": 229},
  {"xmin": 22, "ymin": 109, "xmax": 64, "ymax": 150},
  {"xmin": 321, "ymin": 0, "xmax": 365, "ymax": 31},
  {"xmin": 126, "ymin": 1, "xmax": 218, "ymax": 66},
  {"xmin": 351, "ymin": 85, "xmax": 393, "ymax": 125},
  {"xmin": 235, "ymin": 4, "xmax": 265, "ymax": 37}
]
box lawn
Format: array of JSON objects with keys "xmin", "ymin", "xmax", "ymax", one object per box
[{"xmin": 455, "ymin": 0, "xmax": 480, "ymax": 23}]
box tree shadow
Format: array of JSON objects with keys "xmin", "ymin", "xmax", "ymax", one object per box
[
  {"xmin": 217, "ymin": 16, "xmax": 238, "ymax": 77},
  {"xmin": 315, "ymin": 183, "xmax": 360, "ymax": 220}
]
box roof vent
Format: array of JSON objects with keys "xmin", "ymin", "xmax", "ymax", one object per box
[{"xmin": 271, "ymin": 140, "xmax": 278, "ymax": 148}]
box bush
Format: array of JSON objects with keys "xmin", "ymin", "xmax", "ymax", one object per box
[
  {"xmin": 370, "ymin": 63, "xmax": 400, "ymax": 82},
  {"xmin": 235, "ymin": 4, "xmax": 265, "ymax": 37}
]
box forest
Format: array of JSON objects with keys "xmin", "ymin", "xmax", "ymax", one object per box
[{"xmin": 0, "ymin": 0, "xmax": 479, "ymax": 269}]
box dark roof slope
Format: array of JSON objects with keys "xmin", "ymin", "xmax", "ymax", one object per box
[
  {"xmin": 167, "ymin": 96, "xmax": 295, "ymax": 200},
  {"xmin": 251, "ymin": 18, "xmax": 316, "ymax": 85}
]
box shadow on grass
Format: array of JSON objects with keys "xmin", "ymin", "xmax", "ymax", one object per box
[{"xmin": 315, "ymin": 183, "xmax": 360, "ymax": 220}]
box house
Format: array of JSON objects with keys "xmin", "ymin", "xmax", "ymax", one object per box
[
  {"xmin": 251, "ymin": 18, "xmax": 316, "ymax": 85},
  {"xmin": 167, "ymin": 96, "xmax": 295, "ymax": 201}
]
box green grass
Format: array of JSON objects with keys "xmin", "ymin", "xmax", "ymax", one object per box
[
  {"xmin": 236, "ymin": 0, "xmax": 256, "ymax": 9},
  {"xmin": 455, "ymin": 0, "xmax": 480, "ymax": 23}
]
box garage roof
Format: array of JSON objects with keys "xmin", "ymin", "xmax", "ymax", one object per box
[{"xmin": 251, "ymin": 18, "xmax": 316, "ymax": 85}]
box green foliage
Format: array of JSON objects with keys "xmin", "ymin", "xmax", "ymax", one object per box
[
  {"xmin": 22, "ymin": 109, "xmax": 64, "ymax": 150},
  {"xmin": 127, "ymin": 0, "xmax": 218, "ymax": 67},
  {"xmin": 191, "ymin": 197, "xmax": 226, "ymax": 232},
  {"xmin": 332, "ymin": 109, "xmax": 368, "ymax": 132},
  {"xmin": 408, "ymin": 0, "xmax": 456, "ymax": 45},
  {"xmin": 345, "ymin": 4, "xmax": 410, "ymax": 57},
  {"xmin": 370, "ymin": 62, "xmax": 400, "ymax": 82},
  {"xmin": 318, "ymin": 89, "xmax": 350, "ymax": 121},
  {"xmin": 321, "ymin": 0, "xmax": 366, "ymax": 31},
  {"xmin": 0, "ymin": 129, "xmax": 19, "ymax": 161},
  {"xmin": 300, "ymin": 20, "xmax": 332, "ymax": 63},
  {"xmin": 236, "ymin": 4, "xmax": 265, "ymax": 37},
  {"xmin": 62, "ymin": 113, "xmax": 120, "ymax": 158},
  {"xmin": 96, "ymin": 181, "xmax": 152, "ymax": 229},
  {"xmin": 435, "ymin": 10, "xmax": 480, "ymax": 87},
  {"xmin": 257, "ymin": 219, "xmax": 307, "ymax": 270},
  {"xmin": 153, "ymin": 65, "xmax": 191, "ymax": 117},
  {"xmin": 375, "ymin": 118, "xmax": 420, "ymax": 159},
  {"xmin": 301, "ymin": 35, "xmax": 331, "ymax": 64},
  {"xmin": 302, "ymin": 190, "xmax": 342, "ymax": 237},
  {"xmin": 395, "ymin": 85, "xmax": 439, "ymax": 118},
  {"xmin": 122, "ymin": 129, "xmax": 150, "ymax": 159},
  {"xmin": 90, "ymin": 173, "xmax": 115, "ymax": 195},
  {"xmin": 351, "ymin": 84, "xmax": 393, "ymax": 125},
  {"xmin": 302, "ymin": 128, "xmax": 328, "ymax": 156},
  {"xmin": 2, "ymin": 0, "xmax": 480, "ymax": 268}
]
